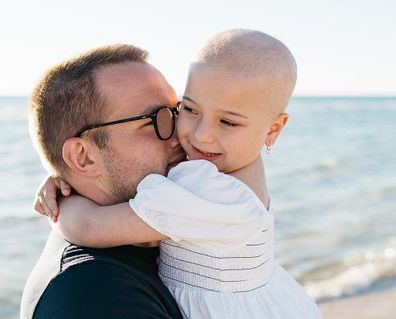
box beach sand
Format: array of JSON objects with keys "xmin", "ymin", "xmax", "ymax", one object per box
[{"xmin": 319, "ymin": 287, "xmax": 396, "ymax": 319}]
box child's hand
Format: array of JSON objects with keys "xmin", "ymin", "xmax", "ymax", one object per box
[{"xmin": 34, "ymin": 175, "xmax": 72, "ymax": 222}]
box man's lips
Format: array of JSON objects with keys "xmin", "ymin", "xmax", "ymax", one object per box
[{"xmin": 191, "ymin": 145, "xmax": 221, "ymax": 161}]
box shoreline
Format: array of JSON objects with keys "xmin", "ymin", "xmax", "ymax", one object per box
[{"xmin": 319, "ymin": 286, "xmax": 396, "ymax": 319}]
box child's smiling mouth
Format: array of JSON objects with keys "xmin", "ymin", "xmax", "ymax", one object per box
[{"xmin": 191, "ymin": 145, "xmax": 221, "ymax": 161}]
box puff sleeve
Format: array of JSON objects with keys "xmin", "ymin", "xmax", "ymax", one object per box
[{"xmin": 129, "ymin": 160, "xmax": 270, "ymax": 248}]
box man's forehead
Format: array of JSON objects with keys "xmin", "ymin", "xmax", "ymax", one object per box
[
  {"xmin": 95, "ymin": 62, "xmax": 157, "ymax": 88},
  {"xmin": 95, "ymin": 62, "xmax": 177, "ymax": 117}
]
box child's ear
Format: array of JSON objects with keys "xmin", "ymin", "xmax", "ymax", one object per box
[
  {"xmin": 62, "ymin": 138, "xmax": 99, "ymax": 177},
  {"xmin": 265, "ymin": 113, "xmax": 289, "ymax": 147}
]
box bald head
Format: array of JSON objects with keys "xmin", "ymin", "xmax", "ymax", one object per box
[
  {"xmin": 197, "ymin": 29, "xmax": 296, "ymax": 80},
  {"xmin": 192, "ymin": 29, "xmax": 297, "ymax": 118}
]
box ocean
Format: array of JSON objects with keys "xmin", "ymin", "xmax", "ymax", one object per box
[{"xmin": 1, "ymin": 96, "xmax": 395, "ymax": 318}]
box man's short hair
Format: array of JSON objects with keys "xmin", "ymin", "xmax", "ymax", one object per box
[{"xmin": 29, "ymin": 44, "xmax": 148, "ymax": 176}]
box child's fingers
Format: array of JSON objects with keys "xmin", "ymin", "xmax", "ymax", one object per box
[
  {"xmin": 59, "ymin": 179, "xmax": 72, "ymax": 196},
  {"xmin": 42, "ymin": 196, "xmax": 57, "ymax": 222},
  {"xmin": 34, "ymin": 192, "xmax": 47, "ymax": 216},
  {"xmin": 35, "ymin": 192, "xmax": 55, "ymax": 222},
  {"xmin": 39, "ymin": 192, "xmax": 53, "ymax": 218},
  {"xmin": 33, "ymin": 175, "xmax": 61, "ymax": 221},
  {"xmin": 42, "ymin": 188, "xmax": 59, "ymax": 219}
]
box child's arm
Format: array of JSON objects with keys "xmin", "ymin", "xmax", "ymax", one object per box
[
  {"xmin": 34, "ymin": 176, "xmax": 167, "ymax": 247},
  {"xmin": 36, "ymin": 160, "xmax": 268, "ymax": 250},
  {"xmin": 52, "ymin": 195, "xmax": 167, "ymax": 248}
]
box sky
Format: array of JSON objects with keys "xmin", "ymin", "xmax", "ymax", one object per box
[{"xmin": 1, "ymin": 0, "xmax": 395, "ymax": 96}]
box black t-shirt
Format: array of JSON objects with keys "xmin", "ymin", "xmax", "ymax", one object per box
[{"xmin": 20, "ymin": 231, "xmax": 182, "ymax": 319}]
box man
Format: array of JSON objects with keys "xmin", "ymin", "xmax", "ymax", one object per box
[{"xmin": 21, "ymin": 44, "xmax": 185, "ymax": 318}]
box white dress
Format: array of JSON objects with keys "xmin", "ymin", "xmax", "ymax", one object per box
[{"xmin": 130, "ymin": 160, "xmax": 322, "ymax": 319}]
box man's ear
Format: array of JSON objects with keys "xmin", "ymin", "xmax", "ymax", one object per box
[
  {"xmin": 265, "ymin": 113, "xmax": 289, "ymax": 147},
  {"xmin": 62, "ymin": 138, "xmax": 100, "ymax": 177}
]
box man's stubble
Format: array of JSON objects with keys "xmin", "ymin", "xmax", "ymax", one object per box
[{"xmin": 101, "ymin": 145, "xmax": 167, "ymax": 203}]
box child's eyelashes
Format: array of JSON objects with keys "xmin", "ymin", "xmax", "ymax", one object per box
[
  {"xmin": 181, "ymin": 103, "xmax": 240, "ymax": 127},
  {"xmin": 220, "ymin": 119, "xmax": 239, "ymax": 127},
  {"xmin": 182, "ymin": 104, "xmax": 198, "ymax": 115},
  {"xmin": 183, "ymin": 105, "xmax": 192, "ymax": 112}
]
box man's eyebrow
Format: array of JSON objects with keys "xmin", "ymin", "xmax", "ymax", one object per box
[{"xmin": 183, "ymin": 96, "xmax": 248, "ymax": 119}]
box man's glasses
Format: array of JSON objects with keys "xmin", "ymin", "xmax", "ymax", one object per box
[{"xmin": 74, "ymin": 104, "xmax": 180, "ymax": 140}]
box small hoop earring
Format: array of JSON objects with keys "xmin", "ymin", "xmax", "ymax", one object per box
[{"xmin": 265, "ymin": 144, "xmax": 272, "ymax": 155}]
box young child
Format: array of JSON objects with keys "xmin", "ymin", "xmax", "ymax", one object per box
[{"xmin": 37, "ymin": 29, "xmax": 322, "ymax": 318}]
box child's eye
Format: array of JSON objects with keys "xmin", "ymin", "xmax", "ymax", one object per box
[
  {"xmin": 182, "ymin": 104, "xmax": 198, "ymax": 115},
  {"xmin": 220, "ymin": 119, "xmax": 239, "ymax": 127}
]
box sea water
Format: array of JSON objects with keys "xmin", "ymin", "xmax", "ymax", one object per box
[{"xmin": 1, "ymin": 96, "xmax": 395, "ymax": 318}]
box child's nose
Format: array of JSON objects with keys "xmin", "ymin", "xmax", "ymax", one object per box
[{"xmin": 194, "ymin": 120, "xmax": 214, "ymax": 144}]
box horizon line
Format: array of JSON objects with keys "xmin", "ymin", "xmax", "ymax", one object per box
[{"xmin": 1, "ymin": 95, "xmax": 396, "ymax": 99}]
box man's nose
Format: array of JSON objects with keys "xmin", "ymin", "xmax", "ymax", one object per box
[{"xmin": 167, "ymin": 125, "xmax": 181, "ymax": 148}]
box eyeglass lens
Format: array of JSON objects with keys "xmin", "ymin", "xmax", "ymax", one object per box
[{"xmin": 157, "ymin": 107, "xmax": 174, "ymax": 139}]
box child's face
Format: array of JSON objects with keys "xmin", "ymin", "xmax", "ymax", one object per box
[{"xmin": 177, "ymin": 65, "xmax": 271, "ymax": 173}]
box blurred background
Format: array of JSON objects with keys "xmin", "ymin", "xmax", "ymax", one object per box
[{"xmin": 1, "ymin": 1, "xmax": 395, "ymax": 318}]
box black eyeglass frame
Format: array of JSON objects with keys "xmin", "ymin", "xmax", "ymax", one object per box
[{"xmin": 74, "ymin": 104, "xmax": 180, "ymax": 140}]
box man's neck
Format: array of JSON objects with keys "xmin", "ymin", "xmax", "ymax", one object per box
[{"xmin": 67, "ymin": 175, "xmax": 119, "ymax": 206}]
